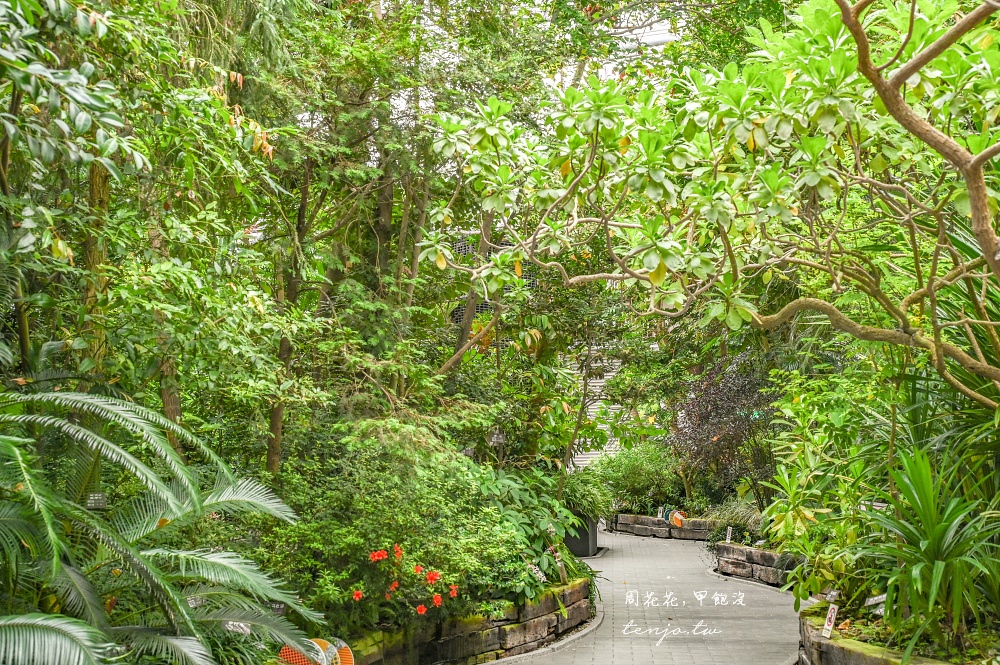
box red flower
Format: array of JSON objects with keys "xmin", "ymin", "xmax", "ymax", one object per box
[
  {"xmin": 369, "ymin": 550, "xmax": 388, "ymax": 562},
  {"xmin": 433, "ymin": 594, "xmax": 442, "ymax": 607},
  {"xmin": 414, "ymin": 565, "xmax": 423, "ymax": 574},
  {"xmin": 416, "ymin": 604, "xmax": 427, "ymax": 615},
  {"xmin": 353, "ymin": 590, "xmax": 363, "ymax": 601},
  {"xmin": 449, "ymin": 584, "xmax": 459, "ymax": 598},
  {"xmin": 426, "ymin": 571, "xmax": 441, "ymax": 584},
  {"xmin": 389, "ymin": 580, "xmax": 399, "ymax": 591},
  {"xmin": 385, "ymin": 593, "xmax": 392, "ymax": 600},
  {"xmin": 394, "ymin": 544, "xmax": 403, "ymax": 560}
]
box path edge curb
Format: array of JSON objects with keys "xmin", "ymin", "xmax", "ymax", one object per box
[{"xmin": 497, "ymin": 605, "xmax": 605, "ymax": 663}]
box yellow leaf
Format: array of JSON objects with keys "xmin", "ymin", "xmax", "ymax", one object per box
[
  {"xmin": 435, "ymin": 252, "xmax": 447, "ymax": 270},
  {"xmin": 463, "ymin": 164, "xmax": 472, "ymax": 173},
  {"xmin": 784, "ymin": 70, "xmax": 796, "ymax": 86},
  {"xmin": 514, "ymin": 260, "xmax": 522, "ymax": 277},
  {"xmin": 560, "ymin": 160, "xmax": 572, "ymax": 177},
  {"xmin": 618, "ymin": 136, "xmax": 631, "ymax": 155},
  {"xmin": 648, "ymin": 260, "xmax": 667, "ymax": 287},
  {"xmin": 746, "ymin": 131, "xmax": 756, "ymax": 152},
  {"xmin": 979, "ymin": 33, "xmax": 995, "ymax": 49}
]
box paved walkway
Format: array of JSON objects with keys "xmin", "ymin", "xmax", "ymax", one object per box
[{"xmin": 536, "ymin": 531, "xmax": 802, "ymax": 665}]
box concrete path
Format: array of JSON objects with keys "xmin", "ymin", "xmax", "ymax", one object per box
[{"xmin": 536, "ymin": 531, "xmax": 802, "ymax": 665}]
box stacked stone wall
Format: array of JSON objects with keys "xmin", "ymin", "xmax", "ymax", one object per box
[{"xmin": 349, "ymin": 579, "xmax": 592, "ymax": 665}]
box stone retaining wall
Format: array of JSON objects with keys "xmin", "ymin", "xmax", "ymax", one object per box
[
  {"xmin": 799, "ymin": 604, "xmax": 947, "ymax": 665},
  {"xmin": 610, "ymin": 513, "xmax": 719, "ymax": 541},
  {"xmin": 714, "ymin": 542, "xmax": 801, "ymax": 587},
  {"xmin": 349, "ymin": 578, "xmax": 591, "ymax": 665}
]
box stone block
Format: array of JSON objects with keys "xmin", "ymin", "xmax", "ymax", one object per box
[
  {"xmin": 557, "ymin": 578, "xmax": 589, "ymax": 607},
  {"xmin": 671, "ymin": 528, "xmax": 711, "ymax": 540},
  {"xmin": 441, "ymin": 614, "xmax": 491, "ymax": 638},
  {"xmin": 632, "ymin": 525, "xmax": 652, "ymax": 536},
  {"xmin": 490, "ymin": 602, "xmax": 518, "ymax": 625},
  {"xmin": 714, "ymin": 542, "xmax": 749, "ymax": 561},
  {"xmin": 503, "ymin": 634, "xmax": 557, "ymax": 657},
  {"xmin": 499, "ymin": 615, "xmax": 557, "ymax": 649},
  {"xmin": 635, "ymin": 515, "xmax": 669, "ymax": 527},
  {"xmin": 518, "ymin": 590, "xmax": 559, "ymax": 621},
  {"xmin": 556, "ymin": 598, "xmax": 590, "ymax": 634},
  {"xmin": 718, "ymin": 558, "xmax": 754, "ymax": 578},
  {"xmin": 617, "ymin": 514, "xmax": 637, "ymax": 525},
  {"xmin": 752, "ymin": 565, "xmax": 786, "ymax": 586},
  {"xmin": 746, "ymin": 547, "xmax": 780, "ymax": 567},
  {"xmin": 422, "ymin": 627, "xmax": 500, "ymax": 662},
  {"xmin": 684, "ymin": 518, "xmax": 717, "ymax": 530},
  {"xmin": 649, "ymin": 526, "xmax": 671, "ymax": 538}
]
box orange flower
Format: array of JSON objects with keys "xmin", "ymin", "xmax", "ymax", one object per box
[
  {"xmin": 432, "ymin": 594, "xmax": 442, "ymax": 607},
  {"xmin": 353, "ymin": 590, "xmax": 363, "ymax": 601},
  {"xmin": 426, "ymin": 571, "xmax": 441, "ymax": 584},
  {"xmin": 369, "ymin": 550, "xmax": 388, "ymax": 562},
  {"xmin": 385, "ymin": 593, "xmax": 392, "ymax": 600},
  {"xmin": 394, "ymin": 544, "xmax": 403, "ymax": 560},
  {"xmin": 449, "ymin": 584, "xmax": 459, "ymax": 598},
  {"xmin": 389, "ymin": 580, "xmax": 399, "ymax": 591},
  {"xmin": 414, "ymin": 565, "xmax": 423, "ymax": 574},
  {"xmin": 416, "ymin": 604, "xmax": 427, "ymax": 615}
]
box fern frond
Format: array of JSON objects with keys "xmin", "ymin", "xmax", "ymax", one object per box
[
  {"xmin": 109, "ymin": 493, "xmax": 171, "ymax": 545},
  {"xmin": 0, "ymin": 613, "xmax": 112, "ymax": 665},
  {"xmin": 0, "ymin": 500, "xmax": 39, "ymax": 562}
]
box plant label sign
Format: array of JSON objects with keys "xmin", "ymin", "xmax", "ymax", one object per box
[
  {"xmin": 822, "ymin": 604, "xmax": 838, "ymax": 638},
  {"xmin": 865, "ymin": 593, "xmax": 887, "ymax": 606},
  {"xmin": 726, "ymin": 526, "xmax": 732, "ymax": 543},
  {"xmin": 825, "ymin": 590, "xmax": 840, "ymax": 602}
]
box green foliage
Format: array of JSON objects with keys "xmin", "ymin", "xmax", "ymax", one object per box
[
  {"xmin": 560, "ymin": 468, "xmax": 613, "ymax": 519},
  {"xmin": 590, "ymin": 441, "xmax": 682, "ymax": 515}
]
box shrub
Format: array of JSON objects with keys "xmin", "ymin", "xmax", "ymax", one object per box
[
  {"xmin": 590, "ymin": 442, "xmax": 683, "ymax": 515},
  {"xmin": 560, "ymin": 468, "xmax": 614, "ymax": 519}
]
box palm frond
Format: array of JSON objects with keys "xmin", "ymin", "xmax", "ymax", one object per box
[
  {"xmin": 0, "ymin": 500, "xmax": 39, "ymax": 562},
  {"xmin": 142, "ymin": 549, "xmax": 321, "ymax": 622},
  {"xmin": 0, "ymin": 414, "xmax": 184, "ymax": 513},
  {"xmin": 0, "ymin": 436, "xmax": 65, "ymax": 569},
  {"xmin": 48, "ymin": 563, "xmax": 111, "ymax": 631},
  {"xmin": 110, "ymin": 627, "xmax": 215, "ymax": 665},
  {"xmin": 202, "ymin": 478, "xmax": 296, "ymax": 523},
  {"xmin": 195, "ymin": 606, "xmax": 312, "ymax": 653},
  {"xmin": 67, "ymin": 507, "xmax": 196, "ymax": 635},
  {"xmin": 109, "ymin": 493, "xmax": 171, "ymax": 545},
  {"xmin": 0, "ymin": 613, "xmax": 113, "ymax": 665},
  {"xmin": 0, "ymin": 392, "xmax": 203, "ymax": 511}
]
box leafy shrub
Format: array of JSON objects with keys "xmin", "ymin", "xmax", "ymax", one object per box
[
  {"xmin": 560, "ymin": 468, "xmax": 614, "ymax": 519},
  {"xmin": 251, "ymin": 419, "xmax": 581, "ymax": 636},
  {"xmin": 589, "ymin": 441, "xmax": 682, "ymax": 515},
  {"xmin": 704, "ymin": 497, "xmax": 763, "ymax": 547}
]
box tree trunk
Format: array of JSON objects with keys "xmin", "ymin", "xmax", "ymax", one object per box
[
  {"xmin": 147, "ymin": 222, "xmax": 185, "ymax": 458},
  {"xmin": 80, "ymin": 160, "xmax": 111, "ymax": 381},
  {"xmin": 404, "ymin": 178, "xmax": 430, "ymax": 309},
  {"xmin": 266, "ymin": 162, "xmax": 311, "ymax": 473},
  {"xmin": 375, "ymin": 151, "xmax": 394, "ymax": 284},
  {"xmin": 454, "ymin": 211, "xmax": 494, "ymax": 361}
]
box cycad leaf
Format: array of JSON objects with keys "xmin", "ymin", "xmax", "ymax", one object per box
[
  {"xmin": 49, "ymin": 563, "xmax": 110, "ymax": 631},
  {"xmin": 110, "ymin": 628, "xmax": 214, "ymax": 665},
  {"xmin": 0, "ymin": 436, "xmax": 65, "ymax": 569},
  {"xmin": 0, "ymin": 414, "xmax": 183, "ymax": 513},
  {"xmin": 0, "ymin": 500, "xmax": 39, "ymax": 562},
  {"xmin": 0, "ymin": 613, "xmax": 112, "ymax": 665},
  {"xmin": 143, "ymin": 549, "xmax": 321, "ymax": 622},
  {"xmin": 196, "ymin": 606, "xmax": 312, "ymax": 653},
  {"xmin": 202, "ymin": 478, "xmax": 296, "ymax": 523}
]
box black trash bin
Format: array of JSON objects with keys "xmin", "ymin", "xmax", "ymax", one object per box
[{"xmin": 565, "ymin": 513, "xmax": 598, "ymax": 557}]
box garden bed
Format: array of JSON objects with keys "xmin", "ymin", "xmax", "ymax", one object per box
[
  {"xmin": 349, "ymin": 578, "xmax": 592, "ymax": 665},
  {"xmin": 714, "ymin": 542, "xmax": 801, "ymax": 587},
  {"xmin": 610, "ymin": 513, "xmax": 720, "ymax": 540},
  {"xmin": 799, "ymin": 604, "xmax": 949, "ymax": 665}
]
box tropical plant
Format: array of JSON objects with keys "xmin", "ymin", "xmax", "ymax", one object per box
[{"xmin": 0, "ymin": 391, "xmax": 318, "ymax": 665}]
